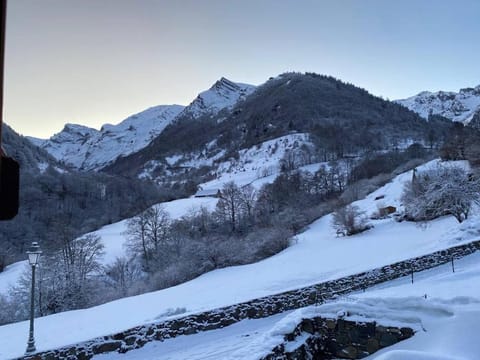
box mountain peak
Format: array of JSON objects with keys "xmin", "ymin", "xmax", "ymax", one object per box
[
  {"xmin": 459, "ymin": 85, "xmax": 480, "ymax": 95},
  {"xmin": 211, "ymin": 77, "xmax": 241, "ymax": 92},
  {"xmin": 180, "ymin": 78, "xmax": 256, "ymax": 119},
  {"xmin": 50, "ymin": 124, "xmax": 98, "ymax": 144},
  {"xmin": 62, "ymin": 123, "xmax": 96, "ymax": 134}
]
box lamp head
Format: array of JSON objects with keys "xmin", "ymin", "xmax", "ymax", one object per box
[{"xmin": 26, "ymin": 242, "xmax": 42, "ymax": 266}]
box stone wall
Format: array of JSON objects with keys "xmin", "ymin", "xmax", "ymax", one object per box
[
  {"xmin": 20, "ymin": 239, "xmax": 480, "ymax": 360},
  {"xmin": 262, "ymin": 317, "xmax": 414, "ymax": 359}
]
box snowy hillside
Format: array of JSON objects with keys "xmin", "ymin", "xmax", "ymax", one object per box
[
  {"xmin": 201, "ymin": 133, "xmax": 315, "ymax": 189},
  {"xmin": 397, "ymin": 85, "xmax": 480, "ymax": 123},
  {"xmin": 94, "ymin": 252, "xmax": 480, "ymax": 360},
  {"xmin": 31, "ymin": 105, "xmax": 184, "ymax": 171},
  {"xmin": 1, "ymin": 160, "xmax": 480, "ymax": 359},
  {"xmin": 142, "ymin": 132, "xmax": 316, "ymax": 186},
  {"xmin": 0, "ymin": 196, "xmax": 220, "ymax": 298},
  {"xmin": 179, "ymin": 77, "xmax": 256, "ymax": 119}
]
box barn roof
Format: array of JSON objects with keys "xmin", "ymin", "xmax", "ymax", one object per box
[{"xmin": 194, "ymin": 188, "xmax": 220, "ymax": 197}]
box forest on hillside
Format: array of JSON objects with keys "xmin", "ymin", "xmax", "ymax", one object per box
[{"xmin": 0, "ymin": 125, "xmax": 184, "ymax": 270}]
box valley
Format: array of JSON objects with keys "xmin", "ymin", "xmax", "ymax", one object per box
[{"xmin": 1, "ymin": 72, "xmax": 480, "ymax": 359}]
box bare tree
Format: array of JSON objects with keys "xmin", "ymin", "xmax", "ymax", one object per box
[
  {"xmin": 239, "ymin": 184, "xmax": 257, "ymax": 225},
  {"xmin": 215, "ymin": 182, "xmax": 244, "ymax": 232},
  {"xmin": 10, "ymin": 234, "xmax": 106, "ymax": 316},
  {"xmin": 125, "ymin": 210, "xmax": 151, "ymax": 270},
  {"xmin": 145, "ymin": 206, "xmax": 171, "ymax": 252},
  {"xmin": 125, "ymin": 205, "xmax": 171, "ymax": 271}
]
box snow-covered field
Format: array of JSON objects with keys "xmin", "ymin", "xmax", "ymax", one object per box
[
  {"xmin": 0, "ymin": 159, "xmax": 479, "ymax": 359},
  {"xmin": 94, "ymin": 252, "xmax": 480, "ymax": 360},
  {"xmin": 357, "ymin": 253, "xmax": 480, "ymax": 359}
]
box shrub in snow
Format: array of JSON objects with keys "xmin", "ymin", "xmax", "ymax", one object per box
[
  {"xmin": 402, "ymin": 165, "xmax": 480, "ymax": 223},
  {"xmin": 332, "ymin": 205, "xmax": 372, "ymax": 236}
]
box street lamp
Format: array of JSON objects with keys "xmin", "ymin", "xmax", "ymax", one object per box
[{"xmin": 25, "ymin": 241, "xmax": 41, "ymax": 354}]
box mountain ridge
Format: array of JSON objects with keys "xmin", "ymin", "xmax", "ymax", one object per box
[
  {"xmin": 31, "ymin": 77, "xmax": 256, "ymax": 171},
  {"xmin": 396, "ymin": 85, "xmax": 480, "ymax": 123},
  {"xmin": 30, "ymin": 104, "xmax": 184, "ymax": 171},
  {"xmin": 105, "ymin": 72, "xmax": 449, "ymax": 181}
]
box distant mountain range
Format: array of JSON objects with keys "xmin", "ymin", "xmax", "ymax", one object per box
[
  {"xmin": 396, "ymin": 85, "xmax": 480, "ymax": 123},
  {"xmin": 29, "ymin": 77, "xmax": 255, "ymax": 171},
  {"xmin": 7, "ymin": 73, "xmax": 467, "ymax": 183},
  {"xmin": 105, "ymin": 72, "xmax": 449, "ymax": 182},
  {"xmin": 28, "ymin": 105, "xmax": 184, "ymax": 171}
]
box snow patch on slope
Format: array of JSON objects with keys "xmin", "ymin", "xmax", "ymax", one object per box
[
  {"xmin": 139, "ymin": 133, "xmax": 314, "ymax": 187},
  {"xmin": 203, "ymin": 133, "xmax": 315, "ymax": 189}
]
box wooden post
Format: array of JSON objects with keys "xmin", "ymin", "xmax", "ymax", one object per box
[{"xmin": 451, "ymin": 257, "xmax": 455, "ymax": 273}]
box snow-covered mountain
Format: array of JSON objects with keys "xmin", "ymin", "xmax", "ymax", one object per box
[
  {"xmin": 32, "ymin": 78, "xmax": 256, "ymax": 171},
  {"xmin": 107, "ymin": 72, "xmax": 436, "ymax": 180},
  {"xmin": 29, "ymin": 105, "xmax": 184, "ymax": 171},
  {"xmin": 397, "ymin": 85, "xmax": 480, "ymax": 123},
  {"xmin": 179, "ymin": 77, "xmax": 256, "ymax": 119}
]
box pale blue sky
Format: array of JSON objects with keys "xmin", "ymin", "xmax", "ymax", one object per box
[{"xmin": 5, "ymin": 0, "xmax": 480, "ymax": 138}]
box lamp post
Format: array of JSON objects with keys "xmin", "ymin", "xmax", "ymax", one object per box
[{"xmin": 25, "ymin": 241, "xmax": 41, "ymax": 354}]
